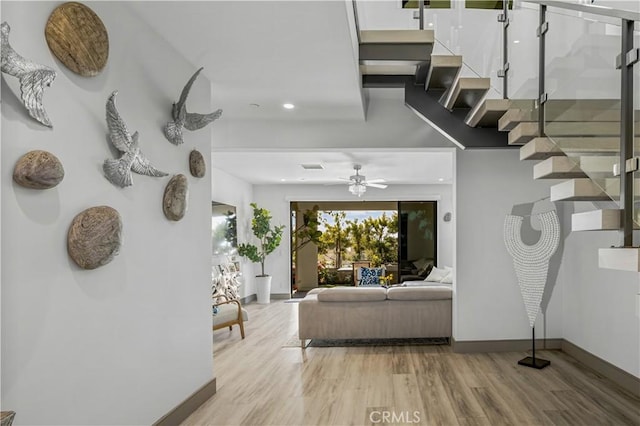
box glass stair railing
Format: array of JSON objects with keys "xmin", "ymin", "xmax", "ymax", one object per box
[{"xmin": 530, "ymin": 4, "xmax": 640, "ymax": 235}]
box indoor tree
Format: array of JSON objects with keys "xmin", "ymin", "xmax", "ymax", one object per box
[{"xmin": 238, "ymin": 203, "xmax": 285, "ymax": 277}]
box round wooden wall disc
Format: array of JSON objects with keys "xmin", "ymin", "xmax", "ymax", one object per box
[{"xmin": 45, "ymin": 2, "xmax": 109, "ymax": 77}]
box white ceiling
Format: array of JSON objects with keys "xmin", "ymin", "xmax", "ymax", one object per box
[
  {"xmin": 212, "ymin": 149, "xmax": 454, "ymax": 185},
  {"xmin": 127, "ymin": 1, "xmax": 364, "ymax": 121},
  {"xmin": 131, "ymin": 1, "xmax": 455, "ymax": 185}
]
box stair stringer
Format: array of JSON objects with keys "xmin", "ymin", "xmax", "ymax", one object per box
[{"xmin": 404, "ymin": 80, "xmax": 510, "ymax": 149}]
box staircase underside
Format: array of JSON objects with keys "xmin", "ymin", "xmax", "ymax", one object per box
[{"xmin": 404, "ymin": 80, "xmax": 509, "ymax": 149}]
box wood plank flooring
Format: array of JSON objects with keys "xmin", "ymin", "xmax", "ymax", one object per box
[{"xmin": 183, "ymin": 301, "xmax": 640, "ymax": 426}]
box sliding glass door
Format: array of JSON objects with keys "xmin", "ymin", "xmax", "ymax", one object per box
[{"xmin": 398, "ymin": 201, "xmax": 437, "ymax": 282}]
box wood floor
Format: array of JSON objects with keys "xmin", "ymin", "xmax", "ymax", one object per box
[{"xmin": 183, "ymin": 300, "xmax": 640, "ymax": 426}]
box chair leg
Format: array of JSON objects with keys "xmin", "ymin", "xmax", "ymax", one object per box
[
  {"xmin": 239, "ymin": 320, "xmax": 245, "ymax": 339},
  {"xmin": 229, "ymin": 325, "xmax": 232, "ymax": 331}
]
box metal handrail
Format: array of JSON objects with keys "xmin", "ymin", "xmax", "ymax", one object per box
[
  {"xmin": 525, "ymin": 0, "xmax": 640, "ymax": 22},
  {"xmin": 352, "ymin": 0, "xmax": 361, "ymax": 44}
]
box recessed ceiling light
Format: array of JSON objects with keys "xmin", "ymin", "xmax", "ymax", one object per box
[
  {"xmin": 283, "ymin": 103, "xmax": 295, "ymax": 110},
  {"xmin": 513, "ymin": 40, "xmax": 520, "ymax": 44},
  {"xmin": 280, "ymin": 178, "xmax": 286, "ymax": 182},
  {"xmin": 428, "ymin": 22, "xmax": 433, "ymax": 27},
  {"xmin": 438, "ymin": 178, "xmax": 445, "ymax": 182}
]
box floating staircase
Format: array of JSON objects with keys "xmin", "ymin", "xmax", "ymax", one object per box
[{"xmin": 357, "ymin": 29, "xmax": 639, "ymax": 270}]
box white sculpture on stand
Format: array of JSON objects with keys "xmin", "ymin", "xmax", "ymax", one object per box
[{"xmin": 504, "ymin": 208, "xmax": 560, "ymax": 369}]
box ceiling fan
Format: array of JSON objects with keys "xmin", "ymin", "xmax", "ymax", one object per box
[{"xmin": 337, "ymin": 164, "xmax": 388, "ymax": 197}]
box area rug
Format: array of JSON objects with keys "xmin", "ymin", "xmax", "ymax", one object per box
[{"xmin": 307, "ymin": 337, "xmax": 449, "ymax": 347}]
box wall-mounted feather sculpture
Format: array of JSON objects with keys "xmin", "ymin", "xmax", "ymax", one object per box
[
  {"xmin": 1, "ymin": 22, "xmax": 56, "ymax": 128},
  {"xmin": 163, "ymin": 67, "xmax": 222, "ymax": 145},
  {"xmin": 103, "ymin": 91, "xmax": 168, "ymax": 188}
]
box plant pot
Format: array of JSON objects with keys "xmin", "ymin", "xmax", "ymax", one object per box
[{"xmin": 255, "ymin": 275, "xmax": 272, "ymax": 304}]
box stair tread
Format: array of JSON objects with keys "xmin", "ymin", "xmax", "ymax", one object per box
[
  {"xmin": 520, "ymin": 137, "xmax": 638, "ymax": 160},
  {"xmin": 360, "ymin": 30, "xmax": 434, "ymax": 44},
  {"xmin": 599, "ymin": 248, "xmax": 640, "ymax": 272},
  {"xmin": 498, "ymin": 99, "xmax": 622, "ymax": 131},
  {"xmin": 533, "ymin": 156, "xmax": 618, "ymax": 179},
  {"xmin": 465, "ymin": 98, "xmax": 512, "ymax": 128},
  {"xmin": 534, "ymin": 157, "xmax": 586, "ymax": 179},
  {"xmin": 430, "ymin": 55, "xmax": 463, "ymax": 66},
  {"xmin": 499, "ymin": 108, "xmax": 635, "ymax": 131},
  {"xmin": 508, "ymin": 121, "xmax": 640, "ymax": 145},
  {"xmin": 440, "ymin": 77, "xmax": 490, "ymax": 111},
  {"xmin": 360, "ymin": 63, "xmax": 418, "ymax": 75},
  {"xmin": 425, "ymin": 55, "xmax": 462, "ymax": 90},
  {"xmin": 571, "ymin": 209, "xmax": 632, "ymax": 231},
  {"xmin": 550, "ymin": 178, "xmax": 640, "ymax": 201},
  {"xmin": 551, "ymin": 179, "xmax": 608, "ymax": 201}
]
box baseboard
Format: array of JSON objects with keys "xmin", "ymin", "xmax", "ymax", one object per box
[
  {"xmin": 452, "ymin": 337, "xmax": 563, "ymax": 353},
  {"xmin": 240, "ymin": 294, "xmax": 256, "ymax": 305},
  {"xmin": 561, "ymin": 339, "xmax": 640, "ymax": 398},
  {"xmin": 271, "ymin": 293, "xmax": 290, "ymax": 300},
  {"xmin": 241, "ymin": 294, "xmax": 290, "ymax": 303},
  {"xmin": 451, "ymin": 337, "xmax": 640, "ymax": 398},
  {"xmin": 154, "ymin": 377, "xmax": 216, "ymax": 426}
]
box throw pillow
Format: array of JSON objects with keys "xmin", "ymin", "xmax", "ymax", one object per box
[
  {"xmin": 412, "ymin": 257, "xmax": 430, "ymax": 271},
  {"xmin": 439, "ymin": 266, "xmax": 453, "ymax": 284},
  {"xmin": 360, "ymin": 267, "xmax": 384, "ymax": 286},
  {"xmin": 440, "ymin": 270, "xmax": 453, "ymax": 284},
  {"xmin": 424, "ymin": 266, "xmax": 449, "ymax": 282}
]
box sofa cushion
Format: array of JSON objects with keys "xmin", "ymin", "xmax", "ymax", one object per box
[
  {"xmin": 387, "ymin": 286, "xmax": 452, "ymax": 301},
  {"xmin": 317, "ymin": 287, "xmax": 387, "ymax": 302}
]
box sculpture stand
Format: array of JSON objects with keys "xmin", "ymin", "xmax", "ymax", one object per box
[{"xmin": 518, "ymin": 326, "xmax": 550, "ymax": 369}]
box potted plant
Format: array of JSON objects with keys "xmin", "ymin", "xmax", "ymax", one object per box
[{"xmin": 238, "ymin": 203, "xmax": 285, "ymax": 304}]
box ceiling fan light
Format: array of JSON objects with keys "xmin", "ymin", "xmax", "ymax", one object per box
[{"xmin": 348, "ymin": 183, "xmax": 366, "ymax": 197}]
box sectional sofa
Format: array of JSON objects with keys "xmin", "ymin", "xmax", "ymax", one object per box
[{"xmin": 297, "ymin": 285, "xmax": 452, "ymax": 345}]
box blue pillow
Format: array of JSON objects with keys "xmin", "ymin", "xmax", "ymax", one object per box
[{"xmin": 360, "ymin": 267, "xmax": 384, "ymax": 286}]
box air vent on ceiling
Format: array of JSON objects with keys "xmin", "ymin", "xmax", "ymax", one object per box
[{"xmin": 301, "ymin": 163, "xmax": 324, "ymax": 170}]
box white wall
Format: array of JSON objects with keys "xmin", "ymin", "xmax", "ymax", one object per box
[
  {"xmin": 252, "ymin": 183, "xmax": 454, "ymax": 296},
  {"xmin": 455, "ymin": 149, "xmax": 563, "ymax": 341},
  {"xmin": 210, "ymin": 166, "xmax": 255, "ymax": 300},
  {"xmin": 1, "ymin": 2, "xmax": 212, "ymax": 424},
  {"xmin": 559, "ymin": 203, "xmax": 640, "ymax": 377}
]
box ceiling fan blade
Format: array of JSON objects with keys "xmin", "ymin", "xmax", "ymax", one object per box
[
  {"xmin": 366, "ymin": 178, "xmax": 386, "ymax": 184},
  {"xmin": 366, "ymin": 183, "xmax": 388, "ymax": 189}
]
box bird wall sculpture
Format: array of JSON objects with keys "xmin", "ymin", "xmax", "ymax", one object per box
[
  {"xmin": 1, "ymin": 21, "xmax": 56, "ymax": 128},
  {"xmin": 104, "ymin": 91, "xmax": 168, "ymax": 188},
  {"xmin": 163, "ymin": 67, "xmax": 222, "ymax": 145}
]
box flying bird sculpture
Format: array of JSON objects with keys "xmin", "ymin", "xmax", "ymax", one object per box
[
  {"xmin": 163, "ymin": 67, "xmax": 222, "ymax": 145},
  {"xmin": 104, "ymin": 91, "xmax": 168, "ymax": 188},
  {"xmin": 1, "ymin": 21, "xmax": 56, "ymax": 127}
]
